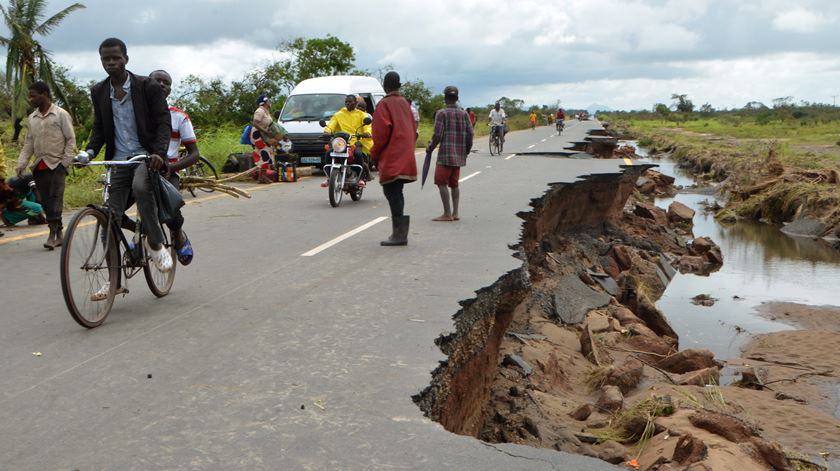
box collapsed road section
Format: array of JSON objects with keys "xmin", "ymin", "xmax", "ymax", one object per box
[{"xmin": 414, "ymin": 142, "xmax": 829, "ymax": 469}]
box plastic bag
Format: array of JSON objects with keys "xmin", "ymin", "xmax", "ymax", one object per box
[
  {"xmin": 240, "ymin": 124, "xmax": 253, "ymax": 145},
  {"xmin": 155, "ymin": 175, "xmax": 185, "ymax": 224}
]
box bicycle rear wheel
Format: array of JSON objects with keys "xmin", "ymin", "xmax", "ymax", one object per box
[
  {"xmin": 143, "ymin": 225, "xmax": 177, "ymax": 297},
  {"xmin": 60, "ymin": 207, "xmax": 119, "ymax": 328},
  {"xmin": 196, "ymin": 156, "xmax": 219, "ymax": 193}
]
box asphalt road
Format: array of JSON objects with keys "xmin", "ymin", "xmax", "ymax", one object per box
[{"xmin": 0, "ymin": 120, "xmax": 630, "ymax": 470}]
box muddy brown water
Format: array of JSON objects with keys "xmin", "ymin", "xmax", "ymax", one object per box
[{"xmin": 631, "ymin": 142, "xmax": 840, "ymax": 365}]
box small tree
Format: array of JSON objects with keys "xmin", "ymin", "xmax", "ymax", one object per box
[
  {"xmin": 401, "ymin": 79, "xmax": 432, "ymax": 116},
  {"xmin": 275, "ymin": 35, "xmax": 356, "ymax": 92},
  {"xmin": 654, "ymin": 103, "xmax": 670, "ymax": 119},
  {"xmin": 670, "ymin": 93, "xmax": 694, "ymax": 113}
]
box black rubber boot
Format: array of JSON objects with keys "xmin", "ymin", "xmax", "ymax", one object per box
[
  {"xmin": 381, "ymin": 215, "xmax": 409, "ymax": 246},
  {"xmin": 44, "ymin": 223, "xmax": 56, "ymax": 250}
]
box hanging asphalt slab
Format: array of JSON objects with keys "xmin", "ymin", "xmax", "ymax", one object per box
[{"xmin": 0, "ymin": 120, "xmax": 627, "ymax": 469}]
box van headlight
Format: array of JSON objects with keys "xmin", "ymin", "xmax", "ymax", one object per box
[{"xmin": 331, "ymin": 137, "xmax": 348, "ymax": 153}]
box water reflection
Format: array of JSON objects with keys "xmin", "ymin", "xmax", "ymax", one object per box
[{"xmin": 630, "ymin": 150, "xmax": 840, "ymax": 361}]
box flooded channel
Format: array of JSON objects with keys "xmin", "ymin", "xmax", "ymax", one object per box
[{"xmin": 631, "ymin": 143, "xmax": 840, "ymax": 362}]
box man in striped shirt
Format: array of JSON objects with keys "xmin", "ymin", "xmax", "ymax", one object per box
[
  {"xmin": 150, "ymin": 69, "xmax": 198, "ymax": 265},
  {"xmin": 425, "ymin": 86, "xmax": 473, "ymax": 222}
]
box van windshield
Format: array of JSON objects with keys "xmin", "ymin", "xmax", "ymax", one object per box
[{"xmin": 279, "ymin": 94, "xmax": 347, "ymax": 121}]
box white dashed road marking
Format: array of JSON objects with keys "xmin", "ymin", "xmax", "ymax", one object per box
[{"xmin": 302, "ymin": 217, "xmax": 389, "ymax": 256}]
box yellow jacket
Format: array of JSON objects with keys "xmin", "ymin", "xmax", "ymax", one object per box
[
  {"xmin": 324, "ymin": 107, "xmax": 369, "ymax": 149},
  {"xmin": 357, "ymin": 113, "xmax": 373, "ymax": 154}
]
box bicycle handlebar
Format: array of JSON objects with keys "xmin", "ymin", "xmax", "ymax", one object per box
[{"xmin": 75, "ymin": 153, "xmax": 149, "ymax": 167}]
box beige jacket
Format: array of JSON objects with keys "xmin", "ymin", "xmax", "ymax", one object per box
[{"xmin": 17, "ymin": 103, "xmax": 76, "ymax": 172}]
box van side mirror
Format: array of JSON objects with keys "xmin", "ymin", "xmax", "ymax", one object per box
[
  {"xmin": 363, "ymin": 116, "xmax": 372, "ymax": 125},
  {"xmin": 318, "ymin": 119, "xmax": 327, "ymax": 127}
]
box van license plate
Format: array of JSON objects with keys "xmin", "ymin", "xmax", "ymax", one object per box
[{"xmin": 300, "ymin": 156, "xmax": 322, "ymax": 164}]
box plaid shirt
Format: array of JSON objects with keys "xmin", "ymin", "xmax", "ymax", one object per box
[{"xmin": 427, "ymin": 105, "xmax": 473, "ymax": 167}]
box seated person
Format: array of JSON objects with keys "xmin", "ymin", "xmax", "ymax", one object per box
[{"xmin": 0, "ymin": 178, "xmax": 45, "ymax": 227}]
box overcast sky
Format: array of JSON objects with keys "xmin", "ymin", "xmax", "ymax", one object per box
[{"xmin": 11, "ymin": 0, "xmax": 840, "ymax": 111}]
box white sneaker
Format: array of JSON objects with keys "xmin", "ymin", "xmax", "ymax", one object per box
[
  {"xmin": 90, "ymin": 282, "xmax": 111, "ymax": 302},
  {"xmin": 145, "ymin": 240, "xmax": 174, "ymax": 273},
  {"xmin": 90, "ymin": 282, "xmax": 127, "ymax": 301}
]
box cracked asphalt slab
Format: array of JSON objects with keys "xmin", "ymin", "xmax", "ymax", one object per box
[{"xmin": 0, "ymin": 121, "xmax": 622, "ymax": 469}]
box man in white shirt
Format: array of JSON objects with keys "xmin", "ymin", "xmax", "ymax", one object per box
[{"xmin": 488, "ymin": 102, "xmax": 507, "ymax": 143}]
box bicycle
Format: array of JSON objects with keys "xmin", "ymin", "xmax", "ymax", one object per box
[
  {"xmin": 489, "ymin": 124, "xmax": 504, "ymax": 156},
  {"xmin": 180, "ymin": 155, "xmax": 218, "ymax": 197},
  {"xmin": 60, "ymin": 154, "xmax": 177, "ymax": 328}
]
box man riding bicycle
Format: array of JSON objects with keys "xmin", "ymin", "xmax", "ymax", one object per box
[
  {"xmin": 556, "ymin": 107, "xmax": 566, "ymax": 122},
  {"xmin": 84, "ymin": 38, "xmax": 173, "ymax": 273},
  {"xmin": 320, "ymin": 94, "xmax": 372, "ymax": 187},
  {"xmin": 489, "ymin": 102, "xmax": 507, "ymax": 144}
]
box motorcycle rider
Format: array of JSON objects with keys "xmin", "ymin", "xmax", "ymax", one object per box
[
  {"xmin": 488, "ymin": 102, "xmax": 506, "ymax": 144},
  {"xmin": 320, "ymin": 94, "xmax": 372, "ymax": 187}
]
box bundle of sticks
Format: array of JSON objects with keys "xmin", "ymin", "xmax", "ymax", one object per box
[{"xmin": 179, "ymin": 167, "xmax": 257, "ymax": 198}]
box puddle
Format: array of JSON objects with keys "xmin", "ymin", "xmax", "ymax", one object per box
[{"xmin": 629, "ymin": 142, "xmax": 840, "ymax": 361}]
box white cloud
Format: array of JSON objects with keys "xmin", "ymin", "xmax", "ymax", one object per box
[
  {"xmin": 377, "ymin": 47, "xmax": 417, "ymax": 67},
  {"xmin": 494, "ymin": 52, "xmax": 840, "ymax": 110},
  {"xmin": 55, "ymin": 39, "xmax": 281, "ymax": 86},
  {"xmin": 772, "ymin": 8, "xmax": 833, "ymax": 33},
  {"xmin": 131, "ymin": 8, "xmax": 159, "ymax": 25}
]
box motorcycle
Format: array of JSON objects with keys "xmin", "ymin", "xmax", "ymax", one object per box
[{"xmin": 319, "ymin": 117, "xmax": 371, "ymax": 207}]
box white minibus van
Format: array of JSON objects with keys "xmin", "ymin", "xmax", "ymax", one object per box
[{"xmin": 278, "ymin": 75, "xmax": 385, "ymax": 166}]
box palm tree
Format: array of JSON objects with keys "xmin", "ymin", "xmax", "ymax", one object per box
[{"xmin": 0, "ymin": 0, "xmax": 85, "ymax": 140}]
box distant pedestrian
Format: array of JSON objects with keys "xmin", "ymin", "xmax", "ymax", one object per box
[
  {"xmin": 426, "ymin": 86, "xmax": 472, "ymax": 222},
  {"xmin": 15, "ymin": 81, "xmax": 76, "ymax": 250},
  {"xmin": 371, "ymin": 71, "xmax": 417, "ymax": 246},
  {"xmin": 466, "ymin": 108, "xmax": 477, "ymax": 128},
  {"xmin": 407, "ymin": 99, "xmax": 421, "ymax": 140}
]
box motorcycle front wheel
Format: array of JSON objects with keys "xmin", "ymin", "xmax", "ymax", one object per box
[{"xmin": 328, "ymin": 168, "xmax": 344, "ymax": 207}]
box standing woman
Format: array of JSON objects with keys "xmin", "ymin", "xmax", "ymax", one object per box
[
  {"xmin": 370, "ymin": 71, "xmax": 417, "ymax": 246},
  {"xmin": 251, "ymin": 95, "xmax": 276, "ymax": 183}
]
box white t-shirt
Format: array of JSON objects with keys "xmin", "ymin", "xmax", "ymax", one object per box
[
  {"xmin": 166, "ymin": 106, "xmax": 197, "ymax": 162},
  {"xmin": 489, "ymin": 109, "xmax": 507, "ymax": 126}
]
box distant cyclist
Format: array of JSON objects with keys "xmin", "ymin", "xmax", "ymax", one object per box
[{"xmin": 488, "ymin": 102, "xmax": 507, "ymax": 143}]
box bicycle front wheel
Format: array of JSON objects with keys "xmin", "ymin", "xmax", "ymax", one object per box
[
  {"xmin": 143, "ymin": 226, "xmax": 177, "ymax": 297},
  {"xmin": 489, "ymin": 135, "xmax": 496, "ymax": 156},
  {"xmin": 60, "ymin": 207, "xmax": 119, "ymax": 328}
]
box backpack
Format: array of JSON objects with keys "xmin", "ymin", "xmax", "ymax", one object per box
[{"xmin": 240, "ymin": 124, "xmax": 253, "ymax": 145}]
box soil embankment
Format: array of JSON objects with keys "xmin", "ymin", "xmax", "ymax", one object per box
[
  {"xmin": 414, "ymin": 131, "xmax": 840, "ymax": 470},
  {"xmin": 619, "ymin": 126, "xmax": 840, "ymax": 243}
]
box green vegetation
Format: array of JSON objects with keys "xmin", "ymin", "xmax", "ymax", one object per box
[{"xmin": 0, "ymin": 0, "xmax": 86, "ymax": 140}]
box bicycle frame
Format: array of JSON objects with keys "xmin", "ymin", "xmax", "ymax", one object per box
[{"xmin": 79, "ymin": 154, "xmax": 156, "ymax": 275}]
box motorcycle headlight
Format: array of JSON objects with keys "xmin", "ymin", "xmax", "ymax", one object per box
[{"xmin": 331, "ymin": 137, "xmax": 348, "ymax": 153}]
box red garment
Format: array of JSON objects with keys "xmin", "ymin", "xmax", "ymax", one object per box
[
  {"xmin": 35, "ymin": 160, "xmax": 49, "ymax": 171},
  {"xmin": 468, "ymin": 111, "xmax": 476, "ymax": 125},
  {"xmin": 556, "ymin": 111, "xmax": 565, "ymax": 120},
  {"xmin": 371, "ymin": 94, "xmax": 417, "ymax": 184}
]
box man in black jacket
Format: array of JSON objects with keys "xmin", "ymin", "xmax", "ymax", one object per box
[{"xmin": 84, "ymin": 37, "xmax": 173, "ymax": 273}]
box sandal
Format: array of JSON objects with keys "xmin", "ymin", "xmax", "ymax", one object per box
[{"xmin": 176, "ymin": 233, "xmax": 194, "ymax": 266}]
